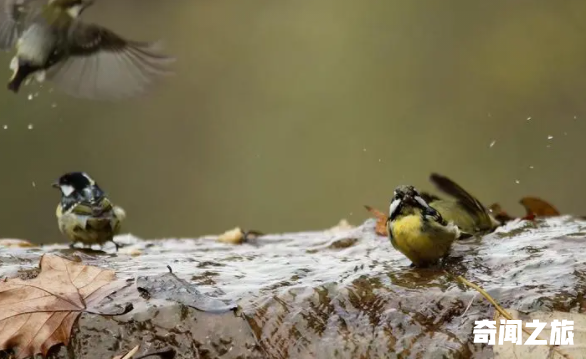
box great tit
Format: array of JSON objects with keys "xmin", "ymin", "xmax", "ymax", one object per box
[
  {"xmin": 0, "ymin": 0, "xmax": 174, "ymax": 99},
  {"xmin": 52, "ymin": 171, "xmax": 126, "ymax": 250},
  {"xmin": 386, "ymin": 174, "xmax": 499, "ymax": 267}
]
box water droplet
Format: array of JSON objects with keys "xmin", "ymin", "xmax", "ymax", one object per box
[
  {"xmin": 529, "ymin": 166, "xmax": 534, "ymax": 169},
  {"xmin": 51, "ymin": 103, "xmax": 57, "ymax": 108},
  {"xmin": 378, "ymin": 159, "xmax": 382, "ymax": 162},
  {"xmin": 527, "ymin": 116, "xmax": 532, "ymax": 121},
  {"xmin": 32, "ymin": 182, "xmax": 36, "ymax": 188},
  {"xmin": 363, "ymin": 148, "xmax": 367, "ymax": 152},
  {"xmin": 27, "ymin": 94, "xmax": 33, "ymax": 100},
  {"xmin": 574, "ymin": 115, "xmax": 578, "ymax": 119},
  {"xmin": 547, "ymin": 135, "xmax": 553, "ymax": 140},
  {"xmin": 27, "ymin": 124, "xmax": 33, "ymax": 130},
  {"xmin": 2, "ymin": 125, "xmax": 7, "ymax": 130},
  {"xmin": 489, "ymin": 140, "xmax": 496, "ymax": 148},
  {"xmin": 515, "ymin": 180, "xmax": 520, "ymax": 184}
]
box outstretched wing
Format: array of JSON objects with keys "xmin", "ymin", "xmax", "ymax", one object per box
[
  {"xmin": 46, "ymin": 21, "xmax": 175, "ymax": 100},
  {"xmin": 0, "ymin": 0, "xmax": 42, "ymax": 49}
]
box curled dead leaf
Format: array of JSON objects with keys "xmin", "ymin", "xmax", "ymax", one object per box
[
  {"xmin": 520, "ymin": 197, "xmax": 560, "ymax": 218},
  {"xmin": 216, "ymin": 227, "xmax": 263, "ymax": 245},
  {"xmin": 118, "ymin": 246, "xmax": 143, "ymax": 257},
  {"xmin": 327, "ymin": 219, "xmax": 354, "ymax": 233},
  {"xmin": 0, "ymin": 239, "xmax": 35, "ymax": 248},
  {"xmin": 0, "ymin": 254, "xmax": 131, "ymax": 359},
  {"xmin": 364, "ymin": 205, "xmax": 388, "ymax": 237}
]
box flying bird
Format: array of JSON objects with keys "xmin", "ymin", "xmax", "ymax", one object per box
[{"xmin": 0, "ymin": 0, "xmax": 175, "ymax": 100}]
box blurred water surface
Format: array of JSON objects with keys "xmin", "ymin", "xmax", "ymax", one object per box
[{"xmin": 1, "ymin": 0, "xmax": 586, "ymax": 243}]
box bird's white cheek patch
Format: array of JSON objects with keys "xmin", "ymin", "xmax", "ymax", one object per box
[
  {"xmin": 414, "ymin": 195, "xmax": 430, "ymax": 209},
  {"xmin": 60, "ymin": 185, "xmax": 75, "ymax": 197},
  {"xmin": 389, "ymin": 198, "xmax": 401, "ymax": 217}
]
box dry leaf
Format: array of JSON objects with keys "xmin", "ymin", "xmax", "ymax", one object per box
[
  {"xmin": 520, "ymin": 197, "xmax": 561, "ymax": 218},
  {"xmin": 118, "ymin": 246, "xmax": 143, "ymax": 257},
  {"xmin": 112, "ymin": 344, "xmax": 140, "ymax": 359},
  {"xmin": 0, "ymin": 254, "xmax": 130, "ymax": 359},
  {"xmin": 327, "ymin": 219, "xmax": 354, "ymax": 232},
  {"xmin": 0, "ymin": 239, "xmax": 35, "ymax": 248},
  {"xmin": 217, "ymin": 227, "xmax": 245, "ymax": 244},
  {"xmin": 364, "ymin": 205, "xmax": 388, "ymax": 237},
  {"xmin": 494, "ymin": 309, "xmax": 584, "ymax": 359},
  {"xmin": 216, "ymin": 227, "xmax": 263, "ymax": 245}
]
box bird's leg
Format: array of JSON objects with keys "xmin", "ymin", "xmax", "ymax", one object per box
[{"xmin": 113, "ymin": 241, "xmax": 122, "ymax": 252}]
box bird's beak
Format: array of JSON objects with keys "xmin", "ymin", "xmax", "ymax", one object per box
[{"xmin": 51, "ymin": 181, "xmax": 60, "ymax": 189}]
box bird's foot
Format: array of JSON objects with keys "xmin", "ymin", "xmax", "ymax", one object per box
[{"xmin": 112, "ymin": 241, "xmax": 124, "ymax": 252}]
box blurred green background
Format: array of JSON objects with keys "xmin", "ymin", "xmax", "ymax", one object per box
[{"xmin": 1, "ymin": 0, "xmax": 586, "ymax": 243}]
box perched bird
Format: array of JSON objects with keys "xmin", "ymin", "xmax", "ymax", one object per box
[
  {"xmin": 386, "ymin": 174, "xmax": 499, "ymax": 267},
  {"xmin": 52, "ymin": 171, "xmax": 126, "ymax": 250},
  {"xmin": 0, "ymin": 0, "xmax": 174, "ymax": 100}
]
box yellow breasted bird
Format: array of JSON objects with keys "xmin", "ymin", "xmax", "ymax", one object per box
[
  {"xmin": 387, "ymin": 174, "xmax": 499, "ymax": 267},
  {"xmin": 52, "ymin": 172, "xmax": 126, "ymax": 250},
  {"xmin": 0, "ymin": 0, "xmax": 174, "ymax": 99}
]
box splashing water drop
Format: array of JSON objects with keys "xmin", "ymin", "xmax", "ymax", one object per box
[
  {"xmin": 547, "ymin": 135, "xmax": 553, "ymax": 140},
  {"xmin": 27, "ymin": 124, "xmax": 33, "ymax": 130},
  {"xmin": 489, "ymin": 140, "xmax": 496, "ymax": 148}
]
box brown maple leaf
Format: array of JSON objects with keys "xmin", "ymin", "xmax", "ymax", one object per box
[
  {"xmin": 364, "ymin": 205, "xmax": 388, "ymax": 237},
  {"xmin": 0, "ymin": 254, "xmax": 131, "ymax": 359},
  {"xmin": 520, "ymin": 197, "xmax": 560, "ymax": 218}
]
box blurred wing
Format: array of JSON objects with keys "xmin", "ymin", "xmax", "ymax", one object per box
[
  {"xmin": 429, "ymin": 173, "xmax": 493, "ymax": 227},
  {"xmin": 46, "ymin": 21, "xmax": 175, "ymax": 100},
  {"xmin": 0, "ymin": 0, "xmax": 40, "ymax": 49}
]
